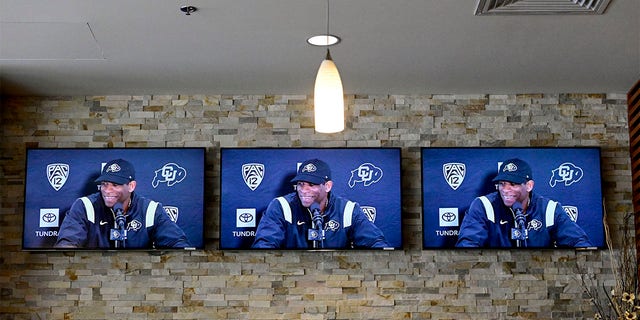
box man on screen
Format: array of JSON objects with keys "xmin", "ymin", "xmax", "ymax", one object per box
[
  {"xmin": 55, "ymin": 158, "xmax": 191, "ymax": 249},
  {"xmin": 252, "ymin": 158, "xmax": 389, "ymax": 249},
  {"xmin": 456, "ymin": 158, "xmax": 592, "ymax": 248}
]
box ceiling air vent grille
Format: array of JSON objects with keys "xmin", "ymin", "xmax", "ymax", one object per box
[{"xmin": 475, "ymin": 0, "xmax": 612, "ymax": 15}]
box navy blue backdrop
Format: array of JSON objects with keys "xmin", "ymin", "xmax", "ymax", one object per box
[
  {"xmin": 422, "ymin": 147, "xmax": 605, "ymax": 249},
  {"xmin": 220, "ymin": 148, "xmax": 403, "ymax": 249},
  {"xmin": 23, "ymin": 148, "xmax": 205, "ymax": 250}
]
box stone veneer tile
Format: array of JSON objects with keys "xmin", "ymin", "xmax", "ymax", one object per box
[{"xmin": 0, "ymin": 93, "xmax": 633, "ymax": 319}]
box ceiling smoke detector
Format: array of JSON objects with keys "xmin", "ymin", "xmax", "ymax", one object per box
[
  {"xmin": 180, "ymin": 5, "xmax": 197, "ymax": 15},
  {"xmin": 475, "ymin": 0, "xmax": 612, "ymax": 15}
]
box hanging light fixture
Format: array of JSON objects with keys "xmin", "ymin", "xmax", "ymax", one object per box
[{"xmin": 308, "ymin": 0, "xmax": 344, "ymax": 133}]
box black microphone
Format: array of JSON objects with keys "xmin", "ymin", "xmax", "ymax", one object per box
[
  {"xmin": 110, "ymin": 203, "xmax": 127, "ymax": 248},
  {"xmin": 113, "ymin": 203, "xmax": 125, "ymax": 229},
  {"xmin": 310, "ymin": 203, "xmax": 323, "ymax": 231},
  {"xmin": 513, "ymin": 202, "xmax": 525, "ymax": 228},
  {"xmin": 307, "ymin": 203, "xmax": 325, "ymax": 248},
  {"xmin": 510, "ymin": 202, "xmax": 527, "ymax": 247}
]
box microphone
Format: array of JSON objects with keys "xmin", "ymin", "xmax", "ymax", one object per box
[
  {"xmin": 113, "ymin": 203, "xmax": 125, "ymax": 229},
  {"xmin": 513, "ymin": 202, "xmax": 525, "ymax": 228},
  {"xmin": 510, "ymin": 202, "xmax": 527, "ymax": 247},
  {"xmin": 109, "ymin": 203, "xmax": 127, "ymax": 248},
  {"xmin": 307, "ymin": 203, "xmax": 325, "ymax": 248},
  {"xmin": 310, "ymin": 203, "xmax": 323, "ymax": 231}
]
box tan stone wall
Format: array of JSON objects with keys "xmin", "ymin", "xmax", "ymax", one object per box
[{"xmin": 0, "ymin": 93, "xmax": 632, "ymax": 319}]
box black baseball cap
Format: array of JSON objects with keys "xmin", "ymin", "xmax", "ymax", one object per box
[
  {"xmin": 291, "ymin": 159, "xmax": 332, "ymax": 185},
  {"xmin": 492, "ymin": 158, "xmax": 533, "ymax": 184},
  {"xmin": 95, "ymin": 159, "xmax": 136, "ymax": 185}
]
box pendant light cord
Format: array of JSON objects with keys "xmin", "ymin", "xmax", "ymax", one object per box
[{"xmin": 326, "ymin": 0, "xmax": 330, "ymax": 46}]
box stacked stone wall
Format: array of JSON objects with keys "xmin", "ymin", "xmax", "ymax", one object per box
[{"xmin": 0, "ymin": 93, "xmax": 632, "ymax": 319}]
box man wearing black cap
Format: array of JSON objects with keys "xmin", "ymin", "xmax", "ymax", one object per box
[
  {"xmin": 55, "ymin": 159, "xmax": 191, "ymax": 249},
  {"xmin": 456, "ymin": 158, "xmax": 592, "ymax": 248},
  {"xmin": 252, "ymin": 158, "xmax": 389, "ymax": 249}
]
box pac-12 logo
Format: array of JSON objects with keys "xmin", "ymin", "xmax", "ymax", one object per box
[
  {"xmin": 152, "ymin": 163, "xmax": 187, "ymax": 188},
  {"xmin": 549, "ymin": 162, "xmax": 583, "ymax": 187},
  {"xmin": 563, "ymin": 205, "xmax": 578, "ymax": 222},
  {"xmin": 242, "ymin": 163, "xmax": 264, "ymax": 191},
  {"xmin": 348, "ymin": 163, "xmax": 383, "ymax": 188},
  {"xmin": 443, "ymin": 163, "xmax": 465, "ymax": 190},
  {"xmin": 361, "ymin": 206, "xmax": 377, "ymax": 223},
  {"xmin": 164, "ymin": 206, "xmax": 179, "ymax": 223},
  {"xmin": 47, "ymin": 163, "xmax": 69, "ymax": 191}
]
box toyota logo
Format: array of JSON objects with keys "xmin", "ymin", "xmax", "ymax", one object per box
[
  {"xmin": 238, "ymin": 213, "xmax": 254, "ymax": 223},
  {"xmin": 42, "ymin": 212, "xmax": 57, "ymax": 223},
  {"xmin": 441, "ymin": 211, "xmax": 456, "ymax": 222}
]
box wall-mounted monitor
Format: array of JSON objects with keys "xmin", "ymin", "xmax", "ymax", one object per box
[
  {"xmin": 422, "ymin": 147, "xmax": 604, "ymax": 249},
  {"xmin": 220, "ymin": 148, "xmax": 402, "ymax": 250},
  {"xmin": 22, "ymin": 148, "xmax": 205, "ymax": 251}
]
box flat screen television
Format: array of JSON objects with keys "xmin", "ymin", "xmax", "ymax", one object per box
[
  {"xmin": 22, "ymin": 148, "xmax": 205, "ymax": 251},
  {"xmin": 220, "ymin": 148, "xmax": 402, "ymax": 250},
  {"xmin": 422, "ymin": 147, "xmax": 604, "ymax": 249}
]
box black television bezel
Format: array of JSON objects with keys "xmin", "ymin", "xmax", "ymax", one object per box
[
  {"xmin": 218, "ymin": 147, "xmax": 404, "ymax": 251},
  {"xmin": 21, "ymin": 147, "xmax": 207, "ymax": 252},
  {"xmin": 420, "ymin": 146, "xmax": 605, "ymax": 250}
]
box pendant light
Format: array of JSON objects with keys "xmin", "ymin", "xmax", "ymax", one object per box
[{"xmin": 310, "ymin": 0, "xmax": 344, "ymax": 133}]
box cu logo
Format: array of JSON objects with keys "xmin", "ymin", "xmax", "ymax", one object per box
[
  {"xmin": 348, "ymin": 163, "xmax": 383, "ymax": 188},
  {"xmin": 549, "ymin": 162, "xmax": 584, "ymax": 187},
  {"xmin": 152, "ymin": 163, "xmax": 187, "ymax": 188}
]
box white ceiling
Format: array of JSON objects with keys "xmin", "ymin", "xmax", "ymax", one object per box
[{"xmin": 0, "ymin": 0, "xmax": 638, "ymax": 96}]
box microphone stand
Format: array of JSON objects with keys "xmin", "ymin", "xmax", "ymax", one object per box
[
  {"xmin": 510, "ymin": 202, "xmax": 528, "ymax": 248},
  {"xmin": 308, "ymin": 203, "xmax": 325, "ymax": 248},
  {"xmin": 110, "ymin": 203, "xmax": 127, "ymax": 248}
]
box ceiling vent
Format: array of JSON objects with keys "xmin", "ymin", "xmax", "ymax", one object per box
[{"xmin": 475, "ymin": 0, "xmax": 612, "ymax": 15}]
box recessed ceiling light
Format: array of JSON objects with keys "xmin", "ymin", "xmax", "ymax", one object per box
[{"xmin": 307, "ymin": 35, "xmax": 341, "ymax": 47}]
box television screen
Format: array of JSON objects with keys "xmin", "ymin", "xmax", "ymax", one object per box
[
  {"xmin": 220, "ymin": 148, "xmax": 402, "ymax": 250},
  {"xmin": 22, "ymin": 148, "xmax": 205, "ymax": 250},
  {"xmin": 422, "ymin": 147, "xmax": 604, "ymax": 249}
]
